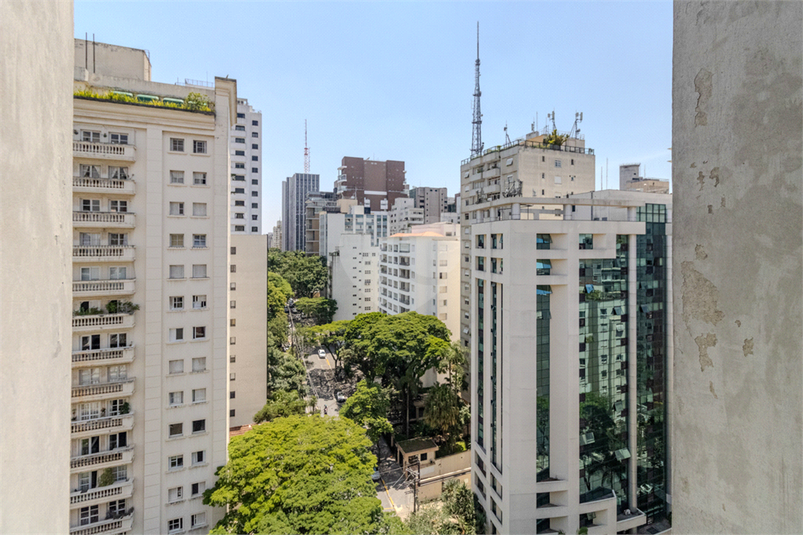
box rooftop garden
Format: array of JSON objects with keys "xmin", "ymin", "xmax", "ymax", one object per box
[{"xmin": 74, "ymin": 87, "xmax": 213, "ymax": 113}]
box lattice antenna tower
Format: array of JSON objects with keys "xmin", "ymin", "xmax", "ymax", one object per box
[
  {"xmin": 304, "ymin": 119, "xmax": 310, "ymax": 173},
  {"xmin": 471, "ymin": 22, "xmax": 484, "ymax": 157}
]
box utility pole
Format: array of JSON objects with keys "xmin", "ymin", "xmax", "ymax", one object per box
[{"xmin": 405, "ymin": 462, "xmax": 421, "ymax": 513}]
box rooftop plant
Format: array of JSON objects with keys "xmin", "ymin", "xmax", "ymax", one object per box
[{"xmin": 74, "ymin": 87, "xmax": 212, "ymax": 112}]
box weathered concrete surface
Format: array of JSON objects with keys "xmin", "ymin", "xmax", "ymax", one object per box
[
  {"xmin": 0, "ymin": 1, "xmax": 73, "ymax": 532},
  {"xmin": 672, "ymin": 1, "xmax": 803, "ymax": 533}
]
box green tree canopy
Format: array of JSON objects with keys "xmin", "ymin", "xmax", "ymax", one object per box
[
  {"xmin": 424, "ymin": 383, "xmax": 463, "ymax": 439},
  {"xmin": 253, "ymin": 390, "xmax": 308, "ymax": 424},
  {"xmin": 204, "ymin": 415, "xmax": 382, "ymax": 534},
  {"xmin": 340, "ymin": 380, "xmax": 393, "ymax": 444},
  {"xmin": 267, "ymin": 348, "xmax": 308, "ymax": 396},
  {"xmin": 267, "ymin": 280, "xmax": 287, "ymax": 321},
  {"xmin": 294, "ymin": 297, "xmax": 338, "ymax": 325},
  {"xmin": 269, "ymin": 271, "xmax": 294, "ymax": 301},
  {"xmin": 268, "ymin": 249, "xmax": 327, "ymax": 298}
]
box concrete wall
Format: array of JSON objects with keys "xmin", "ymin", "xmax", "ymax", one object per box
[
  {"xmin": 75, "ymin": 39, "xmax": 151, "ymax": 81},
  {"xmin": 0, "ymin": 1, "xmax": 73, "ymax": 532},
  {"xmin": 672, "ymin": 1, "xmax": 802, "ymax": 533}
]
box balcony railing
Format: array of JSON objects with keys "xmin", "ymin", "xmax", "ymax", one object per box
[
  {"xmin": 71, "ymin": 412, "xmax": 134, "ymax": 436},
  {"xmin": 73, "ymin": 141, "xmax": 136, "ymax": 161},
  {"xmin": 72, "ymin": 346, "xmax": 135, "ymax": 364},
  {"xmin": 73, "ymin": 279, "xmax": 135, "ymax": 296},
  {"xmin": 73, "ymin": 245, "xmax": 135, "ymax": 262},
  {"xmin": 73, "ymin": 212, "xmax": 135, "ymax": 228},
  {"xmin": 69, "ymin": 510, "xmax": 134, "ymax": 535},
  {"xmin": 70, "ymin": 446, "xmax": 134, "ymax": 470},
  {"xmin": 70, "ymin": 479, "xmax": 134, "ymax": 507},
  {"xmin": 72, "ymin": 378, "xmax": 135, "ymax": 400},
  {"xmin": 73, "ymin": 313, "xmax": 134, "ymax": 330},
  {"xmin": 73, "ymin": 177, "xmax": 136, "ymax": 195}
]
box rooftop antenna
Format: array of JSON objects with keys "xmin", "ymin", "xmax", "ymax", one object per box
[
  {"xmin": 470, "ymin": 22, "xmax": 483, "ymax": 157},
  {"xmin": 304, "ymin": 120, "xmax": 310, "ymax": 173},
  {"xmin": 569, "ymin": 111, "xmax": 583, "ymax": 139},
  {"xmin": 504, "ymin": 122, "xmax": 511, "ymax": 144}
]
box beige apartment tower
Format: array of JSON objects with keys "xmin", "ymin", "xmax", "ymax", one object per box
[{"xmin": 69, "ymin": 40, "xmax": 235, "ymax": 534}]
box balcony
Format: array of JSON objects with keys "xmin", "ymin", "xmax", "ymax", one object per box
[
  {"xmin": 73, "ymin": 279, "xmax": 136, "ymax": 297},
  {"xmin": 70, "ymin": 446, "xmax": 134, "ymax": 473},
  {"xmin": 70, "ymin": 478, "xmax": 134, "ymax": 509},
  {"xmin": 69, "ymin": 511, "xmax": 134, "ymax": 535},
  {"xmin": 73, "ymin": 141, "xmax": 136, "ymax": 161},
  {"xmin": 73, "ymin": 212, "xmax": 135, "ymax": 229},
  {"xmin": 399, "ymin": 258, "xmax": 410, "ymax": 266},
  {"xmin": 72, "ymin": 379, "xmax": 135, "ymax": 401},
  {"xmin": 71, "ymin": 413, "xmax": 134, "ymax": 438},
  {"xmin": 73, "ymin": 313, "xmax": 135, "ymax": 331},
  {"xmin": 73, "ymin": 346, "xmax": 135, "ymax": 365},
  {"xmin": 73, "ymin": 177, "xmax": 136, "ymax": 195},
  {"xmin": 73, "ymin": 245, "xmax": 136, "ymax": 262}
]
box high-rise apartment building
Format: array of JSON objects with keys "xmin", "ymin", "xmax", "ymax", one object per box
[
  {"xmin": 388, "ymin": 197, "xmax": 425, "ymax": 235},
  {"xmin": 282, "ymin": 173, "xmax": 319, "ymax": 251},
  {"xmin": 378, "ymin": 222, "xmax": 460, "ymax": 340},
  {"xmin": 459, "ymin": 130, "xmax": 596, "ymax": 350},
  {"xmin": 0, "ymin": 3, "xmax": 73, "ymax": 532},
  {"xmin": 410, "ymin": 186, "xmax": 449, "ymax": 224},
  {"xmin": 335, "ymin": 157, "xmax": 407, "ymax": 211},
  {"xmin": 69, "ymin": 40, "xmax": 234, "ymax": 534},
  {"xmin": 330, "ymin": 232, "xmax": 381, "ymax": 321},
  {"xmin": 672, "ymin": 2, "xmax": 803, "ymax": 533},
  {"xmin": 305, "ymin": 191, "xmax": 338, "ymax": 255},
  {"xmin": 469, "ymin": 192, "xmax": 671, "ymax": 535},
  {"xmin": 270, "ymin": 221, "xmax": 282, "ymax": 250},
  {"xmin": 230, "ymin": 99, "xmax": 262, "ymax": 234},
  {"xmin": 320, "ymin": 205, "xmax": 388, "ymax": 259},
  {"xmin": 228, "ymin": 235, "xmax": 268, "ymax": 428}
]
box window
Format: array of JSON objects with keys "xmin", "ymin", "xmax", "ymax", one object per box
[
  {"xmin": 168, "ymin": 518, "xmax": 183, "ymax": 533},
  {"xmin": 554, "ymin": 176, "xmax": 562, "ymax": 184},
  {"xmin": 170, "ymin": 328, "xmax": 184, "ymax": 342},
  {"xmin": 170, "ymin": 234, "xmax": 184, "ymax": 248},
  {"xmin": 234, "ymin": 225, "xmax": 244, "ymax": 232},
  {"xmin": 193, "ymin": 326, "xmax": 206, "ymax": 339},
  {"xmin": 251, "ymin": 215, "xmax": 258, "ymax": 220},
  {"xmin": 237, "ymin": 112, "xmax": 245, "ymax": 119},
  {"xmin": 251, "ymin": 167, "xmax": 258, "ymax": 173},
  {"xmin": 192, "ymin": 420, "xmax": 206, "ymax": 434},
  {"xmin": 109, "ymin": 233, "xmax": 127, "ymax": 246},
  {"xmin": 579, "ymin": 234, "xmax": 593, "ymax": 250},
  {"xmin": 476, "ymin": 235, "xmax": 485, "ymax": 249},
  {"xmin": 193, "ymin": 234, "xmax": 207, "ymax": 248},
  {"xmin": 169, "ymin": 360, "xmax": 184, "ymax": 374},
  {"xmin": 252, "ymin": 132, "xmax": 258, "ymax": 138},
  {"xmin": 80, "ymin": 164, "xmax": 100, "ymax": 178},
  {"xmin": 251, "ymin": 144, "xmax": 258, "ymax": 150},
  {"xmin": 81, "ymin": 199, "xmax": 100, "ymax": 212},
  {"xmin": 170, "ymin": 138, "xmax": 184, "ymax": 152},
  {"xmin": 191, "ymin": 513, "xmax": 206, "ymax": 528},
  {"xmin": 81, "ymin": 130, "xmax": 100, "ymax": 142},
  {"xmin": 230, "ymin": 282, "xmax": 236, "ymax": 290},
  {"xmin": 191, "ymin": 481, "xmax": 206, "ymax": 497},
  {"xmin": 109, "ymin": 333, "xmax": 127, "ymax": 348},
  {"xmin": 108, "ymin": 365, "xmax": 127, "ymax": 382},
  {"xmin": 193, "ymin": 140, "xmax": 207, "ymax": 154},
  {"xmin": 168, "ymin": 487, "xmax": 183, "ymax": 503},
  {"xmin": 251, "ymin": 191, "xmax": 258, "ymax": 197},
  {"xmin": 537, "ymin": 234, "xmax": 551, "ymax": 249},
  {"xmin": 230, "ymin": 337, "xmax": 236, "ymax": 345},
  {"xmin": 230, "ymin": 300, "xmax": 236, "ymax": 309},
  {"xmin": 109, "ymin": 267, "xmax": 127, "ymax": 280},
  {"xmin": 170, "ymin": 171, "xmax": 184, "ymax": 184},
  {"xmin": 193, "ymin": 172, "xmax": 207, "ymax": 185},
  {"xmin": 235, "ymin": 213, "xmax": 244, "ymax": 219},
  {"xmin": 169, "ymin": 392, "xmax": 183, "ymax": 406},
  {"xmin": 230, "ymin": 390, "xmax": 236, "ymax": 398},
  {"xmin": 108, "ymin": 499, "xmax": 126, "ymax": 516},
  {"xmin": 192, "ymin": 294, "xmax": 207, "ymax": 309},
  {"xmin": 571, "ymin": 158, "xmax": 575, "ymax": 165},
  {"xmin": 234, "ymin": 137, "xmax": 245, "ymax": 143},
  {"xmin": 169, "ymin": 202, "xmax": 184, "ymax": 216},
  {"xmin": 234, "ymin": 188, "xmax": 245, "ymax": 195},
  {"xmin": 251, "ymin": 226, "xmax": 258, "ymax": 232},
  {"xmin": 109, "ymin": 166, "xmax": 128, "ymax": 179},
  {"xmin": 555, "ymin": 159, "xmax": 562, "ymax": 168},
  {"xmin": 169, "ymin": 265, "xmax": 185, "ymax": 279},
  {"xmin": 235, "ymin": 125, "xmax": 245, "ymax": 131},
  {"xmin": 192, "ymin": 388, "xmax": 206, "ymax": 403},
  {"xmin": 251, "ymin": 179, "xmax": 259, "ymax": 185},
  {"xmin": 251, "ymin": 202, "xmax": 258, "ymax": 209},
  {"xmin": 168, "ymin": 455, "xmax": 184, "ymax": 470},
  {"xmin": 230, "ymin": 246, "xmax": 236, "ymax": 255},
  {"xmin": 192, "ymin": 264, "xmax": 207, "ymax": 278},
  {"xmin": 230, "ymin": 265, "xmax": 236, "ymax": 273},
  {"xmin": 252, "ymin": 119, "xmax": 259, "ymax": 126},
  {"xmin": 235, "ymin": 150, "xmax": 245, "ymax": 156},
  {"xmin": 234, "ymin": 200, "xmax": 245, "ymax": 207},
  {"xmin": 251, "ymin": 156, "xmax": 258, "ymax": 162},
  {"xmin": 192, "ymin": 203, "xmax": 207, "ymax": 216},
  {"xmin": 109, "ymin": 200, "xmax": 127, "ymax": 213},
  {"xmin": 230, "ymin": 372, "xmax": 236, "ymax": 381},
  {"xmin": 79, "ymin": 505, "xmax": 99, "ymax": 526},
  {"xmin": 169, "ymin": 423, "xmax": 183, "ymax": 437},
  {"xmin": 192, "ymin": 357, "xmax": 206, "ymax": 372},
  {"xmin": 230, "ymin": 409, "xmax": 236, "ymax": 417},
  {"xmin": 109, "ymin": 133, "xmax": 128, "ymax": 145}
]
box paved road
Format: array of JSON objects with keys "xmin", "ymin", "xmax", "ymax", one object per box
[{"xmin": 375, "ymin": 437, "xmax": 414, "ymax": 519}]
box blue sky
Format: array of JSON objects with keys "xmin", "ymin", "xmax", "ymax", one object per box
[{"xmin": 75, "ymin": 1, "xmax": 673, "ymax": 230}]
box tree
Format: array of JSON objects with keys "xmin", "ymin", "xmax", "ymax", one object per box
[
  {"xmin": 403, "ymin": 482, "xmax": 480, "ymax": 535},
  {"xmin": 544, "ymin": 128, "xmax": 569, "ymax": 146},
  {"xmin": 268, "ymin": 314, "xmax": 289, "ymax": 350},
  {"xmin": 204, "ymin": 415, "xmax": 382, "ymax": 534},
  {"xmin": 269, "ymin": 271, "xmax": 294, "ymax": 302},
  {"xmin": 267, "ymin": 280, "xmax": 287, "ymax": 321},
  {"xmin": 294, "ymin": 297, "xmax": 338, "ymax": 325},
  {"xmin": 442, "ymin": 480, "xmax": 478, "ymax": 535},
  {"xmin": 342, "ymin": 312, "xmax": 451, "ymax": 436},
  {"xmin": 340, "ymin": 380, "xmax": 393, "ymax": 444},
  {"xmin": 268, "ymin": 250, "xmax": 327, "ymax": 298},
  {"xmin": 253, "ymin": 390, "xmax": 308, "ymax": 424},
  {"xmin": 267, "ymin": 347, "xmax": 308, "ymax": 396},
  {"xmin": 424, "ymin": 384, "xmax": 463, "ymax": 440}
]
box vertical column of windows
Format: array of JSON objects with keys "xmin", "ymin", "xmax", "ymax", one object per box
[
  {"xmin": 636, "ymin": 204, "xmax": 668, "ymax": 523},
  {"xmin": 578, "ymin": 236, "xmax": 630, "ymax": 510},
  {"xmin": 476, "ymin": 279, "xmax": 485, "ymax": 450},
  {"xmin": 536, "ymin": 285, "xmax": 551, "ymax": 481}
]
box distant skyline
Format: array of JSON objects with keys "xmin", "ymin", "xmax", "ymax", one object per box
[{"xmin": 75, "ymin": 1, "xmax": 673, "ymax": 229}]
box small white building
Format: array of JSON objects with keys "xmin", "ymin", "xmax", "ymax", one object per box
[
  {"xmin": 377, "ymin": 222, "xmax": 460, "ymax": 341},
  {"xmin": 330, "ymin": 232, "xmax": 380, "ymax": 321}
]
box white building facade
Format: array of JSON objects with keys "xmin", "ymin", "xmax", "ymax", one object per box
[
  {"xmin": 230, "ymin": 99, "xmax": 262, "ymax": 234},
  {"xmin": 388, "ymin": 197, "xmax": 424, "ymax": 235},
  {"xmin": 70, "ymin": 41, "xmax": 234, "ymax": 534},
  {"xmin": 469, "ymin": 193, "xmax": 671, "ymax": 535},
  {"xmin": 377, "ymin": 222, "xmax": 460, "ymax": 341},
  {"xmin": 330, "ymin": 232, "xmax": 381, "ymax": 321}
]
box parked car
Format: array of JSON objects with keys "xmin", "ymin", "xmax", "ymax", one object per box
[
  {"xmin": 371, "ymin": 466, "xmax": 381, "ymax": 481},
  {"xmin": 335, "ymin": 391, "xmax": 347, "ymax": 403},
  {"xmin": 318, "ymin": 349, "xmax": 326, "ymax": 359}
]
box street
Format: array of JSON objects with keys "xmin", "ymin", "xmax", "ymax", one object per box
[{"xmin": 302, "ymin": 347, "xmax": 339, "ymax": 416}]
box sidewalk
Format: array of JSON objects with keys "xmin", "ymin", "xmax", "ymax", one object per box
[{"xmin": 376, "ymin": 437, "xmax": 414, "ymax": 519}]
